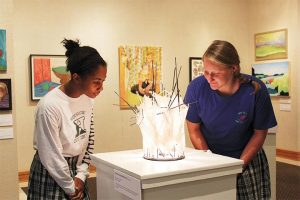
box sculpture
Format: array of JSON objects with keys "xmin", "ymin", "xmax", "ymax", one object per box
[{"xmin": 116, "ymin": 59, "xmax": 192, "ymax": 160}]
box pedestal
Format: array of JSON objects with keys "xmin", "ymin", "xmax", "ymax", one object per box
[{"xmin": 91, "ymin": 148, "xmax": 243, "ymax": 200}]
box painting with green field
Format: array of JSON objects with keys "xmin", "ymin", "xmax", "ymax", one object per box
[
  {"xmin": 255, "ymin": 29, "xmax": 287, "ymax": 61},
  {"xmin": 252, "ymin": 61, "xmax": 289, "ymax": 97}
]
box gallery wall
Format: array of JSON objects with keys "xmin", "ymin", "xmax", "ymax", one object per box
[
  {"xmin": 0, "ymin": 0, "xmax": 19, "ymax": 199},
  {"xmin": 297, "ymin": 0, "xmax": 300, "ymax": 151},
  {"xmin": 13, "ymin": 0, "xmax": 251, "ymax": 172},
  {"xmin": 248, "ymin": 0, "xmax": 299, "ymax": 151},
  {"xmin": 298, "ymin": 0, "xmax": 300, "ymax": 150},
  {"xmin": 0, "ymin": 1, "xmax": 298, "ymax": 199},
  {"xmin": 11, "ymin": 0, "xmax": 300, "ymax": 175}
]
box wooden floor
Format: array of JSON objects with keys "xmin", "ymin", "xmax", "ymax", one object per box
[
  {"xmin": 276, "ymin": 162, "xmax": 300, "ymax": 200},
  {"xmin": 19, "ymin": 173, "xmax": 97, "ymax": 200}
]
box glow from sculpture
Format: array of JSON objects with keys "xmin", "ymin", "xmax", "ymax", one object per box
[
  {"xmin": 115, "ymin": 59, "xmax": 190, "ymax": 160},
  {"xmin": 136, "ymin": 93, "xmax": 188, "ymax": 160}
]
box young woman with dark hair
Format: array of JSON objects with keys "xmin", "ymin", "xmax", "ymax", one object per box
[{"xmin": 27, "ymin": 39, "xmax": 107, "ymax": 200}]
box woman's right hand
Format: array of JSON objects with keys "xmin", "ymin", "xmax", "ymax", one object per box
[
  {"xmin": 69, "ymin": 177, "xmax": 85, "ymax": 200},
  {"xmin": 69, "ymin": 190, "xmax": 84, "ymax": 200}
]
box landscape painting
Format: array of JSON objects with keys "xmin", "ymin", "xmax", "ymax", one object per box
[
  {"xmin": 255, "ymin": 29, "xmax": 287, "ymax": 61},
  {"xmin": 252, "ymin": 61, "xmax": 289, "ymax": 97}
]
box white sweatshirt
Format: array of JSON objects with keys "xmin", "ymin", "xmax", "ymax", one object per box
[{"xmin": 33, "ymin": 87, "xmax": 95, "ymax": 195}]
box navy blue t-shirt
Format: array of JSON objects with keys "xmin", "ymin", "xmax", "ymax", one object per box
[{"xmin": 184, "ymin": 74, "xmax": 277, "ymax": 159}]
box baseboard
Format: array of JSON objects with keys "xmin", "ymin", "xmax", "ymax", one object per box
[
  {"xmin": 276, "ymin": 148, "xmax": 300, "ymax": 161},
  {"xmin": 19, "ymin": 165, "xmax": 97, "ymax": 183}
]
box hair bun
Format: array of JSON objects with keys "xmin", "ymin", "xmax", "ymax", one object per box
[{"xmin": 61, "ymin": 39, "xmax": 80, "ymax": 57}]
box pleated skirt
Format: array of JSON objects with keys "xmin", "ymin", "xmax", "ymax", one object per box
[
  {"xmin": 27, "ymin": 152, "xmax": 90, "ymax": 200},
  {"xmin": 237, "ymin": 149, "xmax": 271, "ymax": 200}
]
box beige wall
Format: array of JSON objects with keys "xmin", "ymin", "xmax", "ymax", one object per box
[
  {"xmin": 12, "ymin": 0, "xmax": 300, "ymax": 173},
  {"xmin": 297, "ymin": 0, "xmax": 300, "ymax": 151},
  {"xmin": 0, "ymin": 0, "xmax": 298, "ymax": 198},
  {"xmin": 14, "ymin": 0, "xmax": 250, "ymax": 172},
  {"xmin": 0, "ymin": 0, "xmax": 19, "ymax": 199},
  {"xmin": 248, "ymin": 0, "xmax": 299, "ymax": 151}
]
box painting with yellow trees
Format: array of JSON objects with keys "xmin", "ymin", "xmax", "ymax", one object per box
[
  {"xmin": 252, "ymin": 61, "xmax": 289, "ymax": 97},
  {"xmin": 119, "ymin": 46, "xmax": 162, "ymax": 108},
  {"xmin": 255, "ymin": 29, "xmax": 287, "ymax": 61}
]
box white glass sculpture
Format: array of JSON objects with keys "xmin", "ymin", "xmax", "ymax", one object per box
[
  {"xmin": 136, "ymin": 93, "xmax": 188, "ymax": 160},
  {"xmin": 116, "ymin": 60, "xmax": 189, "ymax": 161}
]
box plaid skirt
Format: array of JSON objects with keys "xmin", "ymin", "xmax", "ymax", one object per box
[
  {"xmin": 27, "ymin": 152, "xmax": 90, "ymax": 200},
  {"xmin": 237, "ymin": 149, "xmax": 271, "ymax": 200}
]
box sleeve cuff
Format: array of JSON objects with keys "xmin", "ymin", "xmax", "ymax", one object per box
[
  {"xmin": 64, "ymin": 181, "xmax": 76, "ymax": 195},
  {"xmin": 75, "ymin": 172, "xmax": 88, "ymax": 182}
]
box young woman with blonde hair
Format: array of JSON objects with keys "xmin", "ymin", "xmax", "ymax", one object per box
[{"xmin": 185, "ymin": 40, "xmax": 277, "ymax": 200}]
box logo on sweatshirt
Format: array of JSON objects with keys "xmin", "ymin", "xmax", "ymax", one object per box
[
  {"xmin": 235, "ymin": 112, "xmax": 248, "ymax": 124},
  {"xmin": 71, "ymin": 111, "xmax": 87, "ymax": 142}
]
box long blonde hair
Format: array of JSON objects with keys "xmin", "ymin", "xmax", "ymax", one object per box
[{"xmin": 203, "ymin": 40, "xmax": 260, "ymax": 94}]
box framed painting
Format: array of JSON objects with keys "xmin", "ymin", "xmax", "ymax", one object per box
[
  {"xmin": 119, "ymin": 46, "xmax": 162, "ymax": 108},
  {"xmin": 0, "ymin": 29, "xmax": 7, "ymax": 71},
  {"xmin": 252, "ymin": 61, "xmax": 289, "ymax": 97},
  {"xmin": 30, "ymin": 54, "xmax": 70, "ymax": 100},
  {"xmin": 0, "ymin": 78, "xmax": 12, "ymax": 110},
  {"xmin": 189, "ymin": 57, "xmax": 203, "ymax": 82},
  {"xmin": 255, "ymin": 29, "xmax": 288, "ymax": 61}
]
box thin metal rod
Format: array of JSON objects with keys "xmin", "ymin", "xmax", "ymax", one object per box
[
  {"xmin": 176, "ymin": 65, "xmax": 181, "ymax": 112},
  {"xmin": 168, "ymin": 64, "xmax": 178, "ymax": 107},
  {"xmin": 169, "ymin": 101, "xmax": 198, "ymax": 110},
  {"xmin": 113, "ymin": 104, "xmax": 129, "ymax": 107},
  {"xmin": 137, "ymin": 109, "xmax": 144, "ymax": 126},
  {"xmin": 169, "ymin": 93, "xmax": 179, "ymax": 108},
  {"xmin": 152, "ymin": 60, "xmax": 154, "ymax": 101},
  {"xmin": 168, "ymin": 65, "xmax": 182, "ymax": 108},
  {"xmin": 114, "ymin": 91, "xmax": 137, "ymax": 114}
]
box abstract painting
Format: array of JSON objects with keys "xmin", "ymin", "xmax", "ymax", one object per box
[
  {"xmin": 30, "ymin": 55, "xmax": 70, "ymax": 100},
  {"xmin": 0, "ymin": 78, "xmax": 12, "ymax": 110},
  {"xmin": 0, "ymin": 29, "xmax": 7, "ymax": 71},
  {"xmin": 255, "ymin": 29, "xmax": 287, "ymax": 61},
  {"xmin": 252, "ymin": 61, "xmax": 289, "ymax": 96},
  {"xmin": 189, "ymin": 57, "xmax": 203, "ymax": 82},
  {"xmin": 119, "ymin": 46, "xmax": 162, "ymax": 108}
]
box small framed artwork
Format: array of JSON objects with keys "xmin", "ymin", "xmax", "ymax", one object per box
[
  {"xmin": 30, "ymin": 54, "xmax": 70, "ymax": 100},
  {"xmin": 255, "ymin": 29, "xmax": 288, "ymax": 61},
  {"xmin": 0, "ymin": 78, "xmax": 12, "ymax": 110},
  {"xmin": 252, "ymin": 61, "xmax": 289, "ymax": 97},
  {"xmin": 189, "ymin": 57, "xmax": 204, "ymax": 82},
  {"xmin": 0, "ymin": 29, "xmax": 7, "ymax": 71}
]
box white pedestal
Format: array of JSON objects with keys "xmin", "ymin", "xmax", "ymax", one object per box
[{"xmin": 91, "ymin": 148, "xmax": 243, "ymax": 200}]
